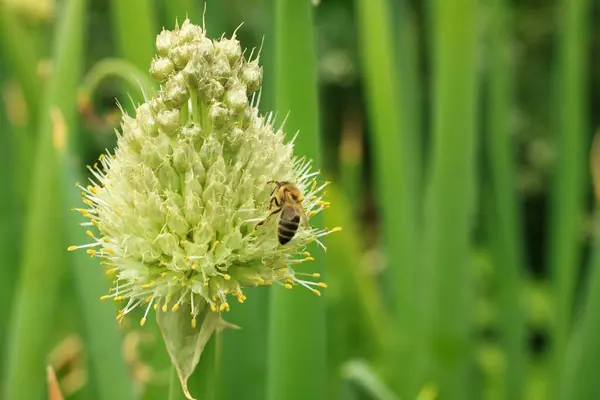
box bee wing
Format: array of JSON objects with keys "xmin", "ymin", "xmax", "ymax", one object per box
[{"xmin": 280, "ymin": 206, "xmax": 299, "ymax": 222}]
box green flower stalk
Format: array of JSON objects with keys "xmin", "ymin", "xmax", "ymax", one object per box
[{"xmin": 69, "ymin": 19, "xmax": 338, "ymax": 329}]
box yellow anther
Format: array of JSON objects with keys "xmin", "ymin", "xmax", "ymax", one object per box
[
  {"xmin": 100, "ymin": 295, "xmax": 110, "ymax": 300},
  {"xmin": 86, "ymin": 249, "xmax": 97, "ymax": 256},
  {"xmin": 141, "ymin": 282, "xmax": 154, "ymax": 289},
  {"xmin": 317, "ymin": 282, "xmax": 328, "ymax": 288},
  {"xmin": 312, "ymin": 273, "xmax": 321, "ymax": 278},
  {"xmin": 191, "ymin": 318, "xmax": 197, "ymax": 328},
  {"xmin": 90, "ymin": 186, "xmax": 98, "ymax": 195},
  {"xmin": 303, "ymin": 251, "xmax": 311, "ymax": 256},
  {"xmin": 211, "ymin": 240, "xmax": 220, "ymax": 251},
  {"xmin": 153, "ymin": 304, "xmax": 159, "ymax": 310},
  {"xmin": 103, "ymin": 237, "xmax": 111, "ymax": 243},
  {"xmin": 172, "ymin": 304, "xmax": 180, "ymax": 312},
  {"xmin": 145, "ymin": 296, "xmax": 152, "ymax": 302},
  {"xmin": 284, "ymin": 283, "xmax": 293, "ymax": 289},
  {"xmin": 162, "ymin": 304, "xmax": 167, "ymax": 312},
  {"xmin": 305, "ymin": 257, "xmax": 315, "ymax": 262},
  {"xmin": 161, "ymin": 272, "xmax": 168, "ymax": 278},
  {"xmin": 83, "ymin": 199, "xmax": 93, "ymax": 206},
  {"xmin": 219, "ymin": 303, "xmax": 227, "ymax": 311},
  {"xmin": 308, "ymin": 210, "xmax": 317, "ymax": 217},
  {"xmin": 67, "ymin": 245, "xmax": 77, "ymax": 251},
  {"xmin": 74, "ymin": 182, "xmax": 80, "ymax": 187},
  {"xmin": 191, "ymin": 264, "xmax": 197, "ymax": 270},
  {"xmin": 210, "ymin": 303, "xmax": 217, "ymax": 312},
  {"xmin": 310, "ymin": 195, "xmax": 317, "ymax": 200},
  {"xmin": 331, "ymin": 227, "xmax": 342, "ymax": 233},
  {"xmin": 99, "ymin": 154, "xmax": 105, "ymax": 160},
  {"xmin": 311, "ymin": 180, "xmax": 317, "ymax": 191},
  {"xmin": 91, "ymin": 219, "xmax": 99, "ymax": 226},
  {"xmin": 140, "ymin": 317, "xmax": 147, "ymax": 326},
  {"xmin": 224, "ymin": 274, "xmax": 231, "ymax": 280},
  {"xmin": 104, "ymin": 249, "xmax": 115, "ymax": 254},
  {"xmin": 94, "ymin": 162, "xmax": 98, "ymax": 169},
  {"xmin": 204, "ymin": 280, "xmax": 210, "ymax": 286},
  {"xmin": 312, "ymin": 289, "xmax": 321, "ymax": 296},
  {"xmin": 114, "ymin": 296, "xmax": 124, "ymax": 301}
]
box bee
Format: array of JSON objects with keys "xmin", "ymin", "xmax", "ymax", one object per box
[{"xmin": 255, "ymin": 180, "xmax": 308, "ymax": 245}]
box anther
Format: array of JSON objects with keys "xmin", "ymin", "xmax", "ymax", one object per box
[
  {"xmin": 140, "ymin": 317, "xmax": 147, "ymax": 326},
  {"xmin": 191, "ymin": 318, "xmax": 197, "ymax": 328},
  {"xmin": 67, "ymin": 246, "xmax": 77, "ymax": 251},
  {"xmin": 312, "ymin": 289, "xmax": 321, "ymax": 296},
  {"xmin": 317, "ymin": 282, "xmax": 327, "ymax": 288}
]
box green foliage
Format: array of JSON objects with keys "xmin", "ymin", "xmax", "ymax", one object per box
[{"xmin": 0, "ymin": 1, "xmax": 597, "ymax": 399}]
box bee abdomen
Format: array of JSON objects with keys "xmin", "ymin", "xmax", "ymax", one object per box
[{"xmin": 278, "ymin": 216, "xmax": 300, "ymax": 245}]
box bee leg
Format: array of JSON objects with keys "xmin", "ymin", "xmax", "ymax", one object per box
[
  {"xmin": 255, "ymin": 207, "xmax": 282, "ymax": 230},
  {"xmin": 268, "ymin": 180, "xmax": 282, "ymax": 196},
  {"xmin": 268, "ymin": 196, "xmax": 281, "ymax": 210}
]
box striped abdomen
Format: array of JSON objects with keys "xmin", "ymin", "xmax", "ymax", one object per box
[{"xmin": 278, "ymin": 211, "xmax": 300, "ymax": 245}]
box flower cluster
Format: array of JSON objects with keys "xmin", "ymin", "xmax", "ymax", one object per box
[{"xmin": 69, "ymin": 19, "xmax": 338, "ymax": 328}]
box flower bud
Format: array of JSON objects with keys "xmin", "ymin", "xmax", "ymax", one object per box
[
  {"xmin": 150, "ymin": 57, "xmax": 175, "ymax": 81},
  {"xmin": 163, "ymin": 72, "xmax": 189, "ymax": 108},
  {"xmin": 156, "ymin": 29, "xmax": 176, "ymax": 56},
  {"xmin": 157, "ymin": 108, "xmax": 180, "ymax": 136},
  {"xmin": 240, "ymin": 61, "xmax": 262, "ymax": 94}
]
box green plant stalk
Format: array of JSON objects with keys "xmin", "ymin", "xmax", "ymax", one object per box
[
  {"xmin": 486, "ymin": 0, "xmax": 526, "ymax": 398},
  {"xmin": 220, "ymin": 288, "xmax": 268, "ymax": 400},
  {"xmin": 0, "ymin": 5, "xmax": 42, "ymax": 125},
  {"xmin": 560, "ymin": 212, "xmax": 600, "ymax": 399},
  {"xmin": 355, "ymin": 0, "xmax": 419, "ymax": 396},
  {"xmin": 109, "ymin": 0, "xmax": 156, "ymax": 76},
  {"xmin": 324, "ymin": 185, "xmax": 394, "ymax": 398},
  {"xmin": 425, "ymin": 0, "xmax": 478, "ymax": 398},
  {"xmin": 0, "ymin": 90, "xmax": 22, "ymax": 388},
  {"xmin": 169, "ymin": 365, "xmax": 185, "ymax": 400},
  {"xmin": 164, "ymin": 0, "xmax": 201, "ymax": 26},
  {"xmin": 188, "ymin": 335, "xmax": 218, "ymax": 400},
  {"xmin": 79, "ymin": 58, "xmax": 156, "ymax": 102},
  {"xmin": 2, "ymin": 0, "xmax": 87, "ymax": 398},
  {"xmin": 548, "ymin": 0, "xmax": 589, "ymax": 391},
  {"xmin": 395, "ymin": 2, "xmax": 423, "ymax": 204},
  {"xmin": 267, "ymin": 1, "xmax": 325, "ymax": 399}
]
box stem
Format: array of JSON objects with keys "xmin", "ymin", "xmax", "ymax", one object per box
[{"xmin": 169, "ymin": 365, "xmax": 184, "ymax": 400}]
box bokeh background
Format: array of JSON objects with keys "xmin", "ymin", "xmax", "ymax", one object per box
[{"xmin": 1, "ymin": 0, "xmax": 599, "ymax": 399}]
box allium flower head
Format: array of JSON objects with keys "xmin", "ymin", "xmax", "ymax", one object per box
[{"xmin": 68, "ymin": 19, "xmax": 338, "ymax": 329}]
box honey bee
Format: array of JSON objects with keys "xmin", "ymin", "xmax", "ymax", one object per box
[{"xmin": 255, "ymin": 180, "xmax": 307, "ymax": 245}]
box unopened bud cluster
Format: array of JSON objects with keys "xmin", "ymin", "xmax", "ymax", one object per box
[{"xmin": 69, "ymin": 19, "xmax": 338, "ymax": 327}]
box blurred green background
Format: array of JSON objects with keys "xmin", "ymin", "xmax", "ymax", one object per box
[{"xmin": 0, "ymin": 0, "xmax": 599, "ymax": 399}]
